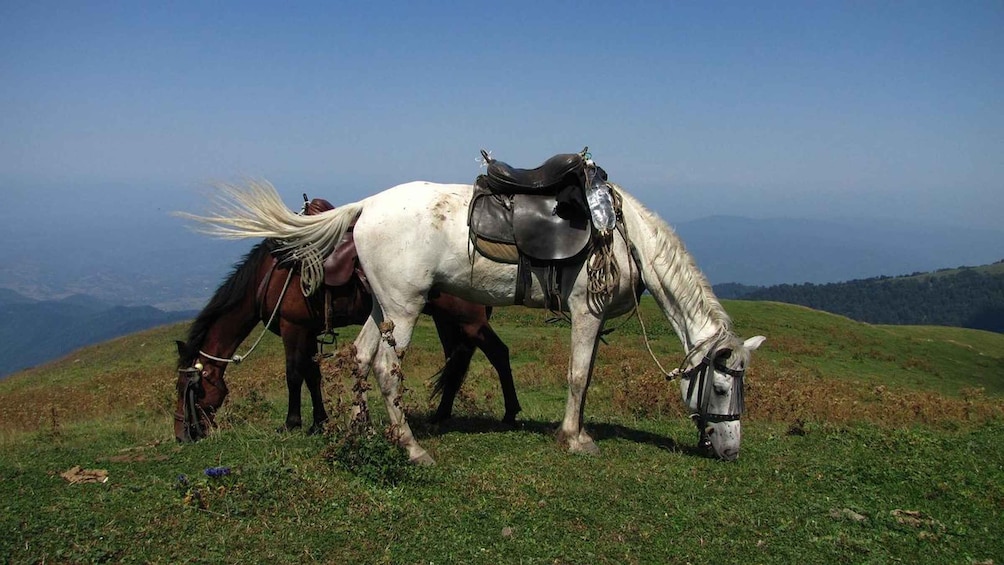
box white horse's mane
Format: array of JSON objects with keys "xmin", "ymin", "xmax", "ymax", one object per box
[{"xmin": 614, "ymin": 185, "xmax": 733, "ymax": 343}]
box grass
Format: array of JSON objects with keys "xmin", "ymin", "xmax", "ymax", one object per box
[{"xmin": 1, "ymin": 298, "xmax": 1002, "ymax": 564}]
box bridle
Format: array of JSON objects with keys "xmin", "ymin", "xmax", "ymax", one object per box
[
  {"xmin": 683, "ymin": 351, "xmax": 746, "ymax": 424},
  {"xmin": 174, "ymin": 365, "xmax": 207, "ymax": 441},
  {"xmin": 670, "ymin": 338, "xmax": 747, "ymax": 455},
  {"xmin": 669, "ymin": 335, "xmax": 747, "ymax": 426}
]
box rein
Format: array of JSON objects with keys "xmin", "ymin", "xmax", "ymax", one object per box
[{"xmin": 200, "ymin": 198, "xmax": 312, "ymax": 365}]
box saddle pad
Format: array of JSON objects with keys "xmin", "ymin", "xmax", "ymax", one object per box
[
  {"xmin": 305, "ymin": 197, "xmax": 359, "ymax": 287},
  {"xmin": 511, "ymin": 194, "xmax": 591, "ymax": 261},
  {"xmin": 472, "ymin": 236, "xmax": 520, "ymax": 264}
]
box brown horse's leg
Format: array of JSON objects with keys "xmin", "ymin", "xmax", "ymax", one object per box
[
  {"xmin": 302, "ymin": 338, "xmax": 328, "ymax": 435},
  {"xmin": 280, "ymin": 322, "xmax": 330, "ymax": 434},
  {"xmin": 429, "ymin": 314, "xmax": 470, "ymax": 423},
  {"xmin": 280, "ymin": 324, "xmax": 309, "ymax": 432},
  {"xmin": 474, "ymin": 324, "xmax": 521, "ymax": 425},
  {"xmin": 428, "ymin": 300, "xmax": 522, "ymax": 425}
]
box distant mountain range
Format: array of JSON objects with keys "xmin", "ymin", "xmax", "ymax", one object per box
[
  {"xmin": 0, "ymin": 214, "xmax": 248, "ymax": 311},
  {"xmin": 0, "ymin": 289, "xmax": 196, "ymax": 378},
  {"xmin": 715, "ymin": 261, "xmax": 1004, "ymax": 333}
]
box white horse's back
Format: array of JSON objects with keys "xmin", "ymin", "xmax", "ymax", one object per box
[{"xmin": 353, "ymin": 181, "xmax": 550, "ymax": 308}]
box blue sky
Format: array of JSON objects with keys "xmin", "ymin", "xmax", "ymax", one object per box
[{"xmin": 2, "ymin": 1, "xmax": 1002, "ymax": 229}]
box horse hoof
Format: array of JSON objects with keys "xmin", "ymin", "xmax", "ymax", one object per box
[
  {"xmin": 409, "ymin": 450, "xmax": 436, "ymax": 466},
  {"xmin": 307, "ymin": 423, "xmax": 325, "ymax": 436},
  {"xmin": 561, "ymin": 430, "xmax": 600, "ymax": 455},
  {"xmin": 428, "ymin": 413, "xmax": 449, "ymax": 425},
  {"xmin": 277, "ymin": 423, "xmax": 302, "ymax": 434},
  {"xmin": 569, "ymin": 440, "xmax": 601, "ymax": 456},
  {"xmin": 556, "ymin": 429, "xmax": 599, "ymax": 455}
]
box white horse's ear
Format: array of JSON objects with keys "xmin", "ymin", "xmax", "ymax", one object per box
[{"xmin": 744, "ymin": 335, "xmax": 766, "ymax": 351}]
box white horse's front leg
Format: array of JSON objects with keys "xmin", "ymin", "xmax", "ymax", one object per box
[
  {"xmin": 372, "ymin": 316, "xmax": 435, "ymax": 465},
  {"xmin": 558, "ymin": 310, "xmax": 604, "ymax": 455}
]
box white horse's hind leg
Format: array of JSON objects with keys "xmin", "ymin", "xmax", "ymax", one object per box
[
  {"xmin": 558, "ymin": 309, "xmax": 605, "ymax": 455},
  {"xmin": 371, "ymin": 313, "xmax": 435, "ymax": 465}
]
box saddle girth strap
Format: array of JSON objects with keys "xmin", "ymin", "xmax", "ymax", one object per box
[
  {"xmin": 513, "ymin": 257, "xmax": 563, "ymax": 311},
  {"xmin": 515, "ymin": 254, "xmax": 531, "ymax": 306}
]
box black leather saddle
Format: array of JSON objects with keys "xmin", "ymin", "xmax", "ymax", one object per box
[
  {"xmin": 484, "ymin": 152, "xmax": 585, "ymax": 193},
  {"xmin": 467, "ymin": 150, "xmax": 610, "ymax": 307},
  {"xmin": 469, "ymin": 181, "xmax": 591, "ymax": 263},
  {"xmin": 469, "ymin": 150, "xmax": 597, "ymax": 263}
]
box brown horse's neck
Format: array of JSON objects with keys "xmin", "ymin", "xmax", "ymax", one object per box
[
  {"xmin": 198, "ymin": 298, "xmax": 263, "ymax": 363},
  {"xmin": 183, "ymin": 241, "xmax": 278, "ymax": 364}
]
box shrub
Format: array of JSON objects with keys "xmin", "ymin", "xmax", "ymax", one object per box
[{"xmin": 323, "ymin": 424, "xmax": 411, "ymax": 487}]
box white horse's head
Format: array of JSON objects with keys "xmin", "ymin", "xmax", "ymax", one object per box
[{"xmin": 679, "ymin": 335, "xmax": 766, "ymax": 461}]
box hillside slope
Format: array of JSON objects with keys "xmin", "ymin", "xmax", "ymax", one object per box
[{"xmin": 1, "ymin": 299, "xmax": 1000, "ymax": 436}]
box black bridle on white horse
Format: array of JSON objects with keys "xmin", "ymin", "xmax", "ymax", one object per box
[
  {"xmin": 671, "ymin": 333, "xmax": 747, "ymax": 427},
  {"xmin": 674, "ymin": 341, "xmax": 747, "ymax": 455},
  {"xmin": 683, "ymin": 352, "xmax": 746, "ymax": 424}
]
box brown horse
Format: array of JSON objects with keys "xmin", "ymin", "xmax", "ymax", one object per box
[{"xmin": 174, "ymin": 202, "xmax": 520, "ymax": 442}]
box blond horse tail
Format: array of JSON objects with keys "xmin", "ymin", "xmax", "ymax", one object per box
[{"xmin": 176, "ymin": 180, "xmax": 365, "ymax": 295}]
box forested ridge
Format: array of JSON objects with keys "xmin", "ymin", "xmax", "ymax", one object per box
[{"xmin": 721, "ymin": 260, "xmax": 1004, "ymax": 333}]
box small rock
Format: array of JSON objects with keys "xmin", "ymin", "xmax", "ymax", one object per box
[{"xmin": 828, "ymin": 508, "xmax": 867, "ymax": 522}]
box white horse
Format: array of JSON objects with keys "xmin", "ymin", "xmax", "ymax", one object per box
[{"xmin": 187, "ymin": 179, "xmax": 764, "ymax": 463}]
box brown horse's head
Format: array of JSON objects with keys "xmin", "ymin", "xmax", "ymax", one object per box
[{"xmin": 174, "ymin": 340, "xmax": 229, "ymax": 442}]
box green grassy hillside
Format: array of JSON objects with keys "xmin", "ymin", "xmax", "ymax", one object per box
[{"xmin": 1, "ymin": 299, "xmax": 1002, "ymax": 563}]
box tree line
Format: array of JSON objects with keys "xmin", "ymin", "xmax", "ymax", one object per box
[{"xmin": 717, "ymin": 261, "xmax": 1004, "ymax": 334}]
